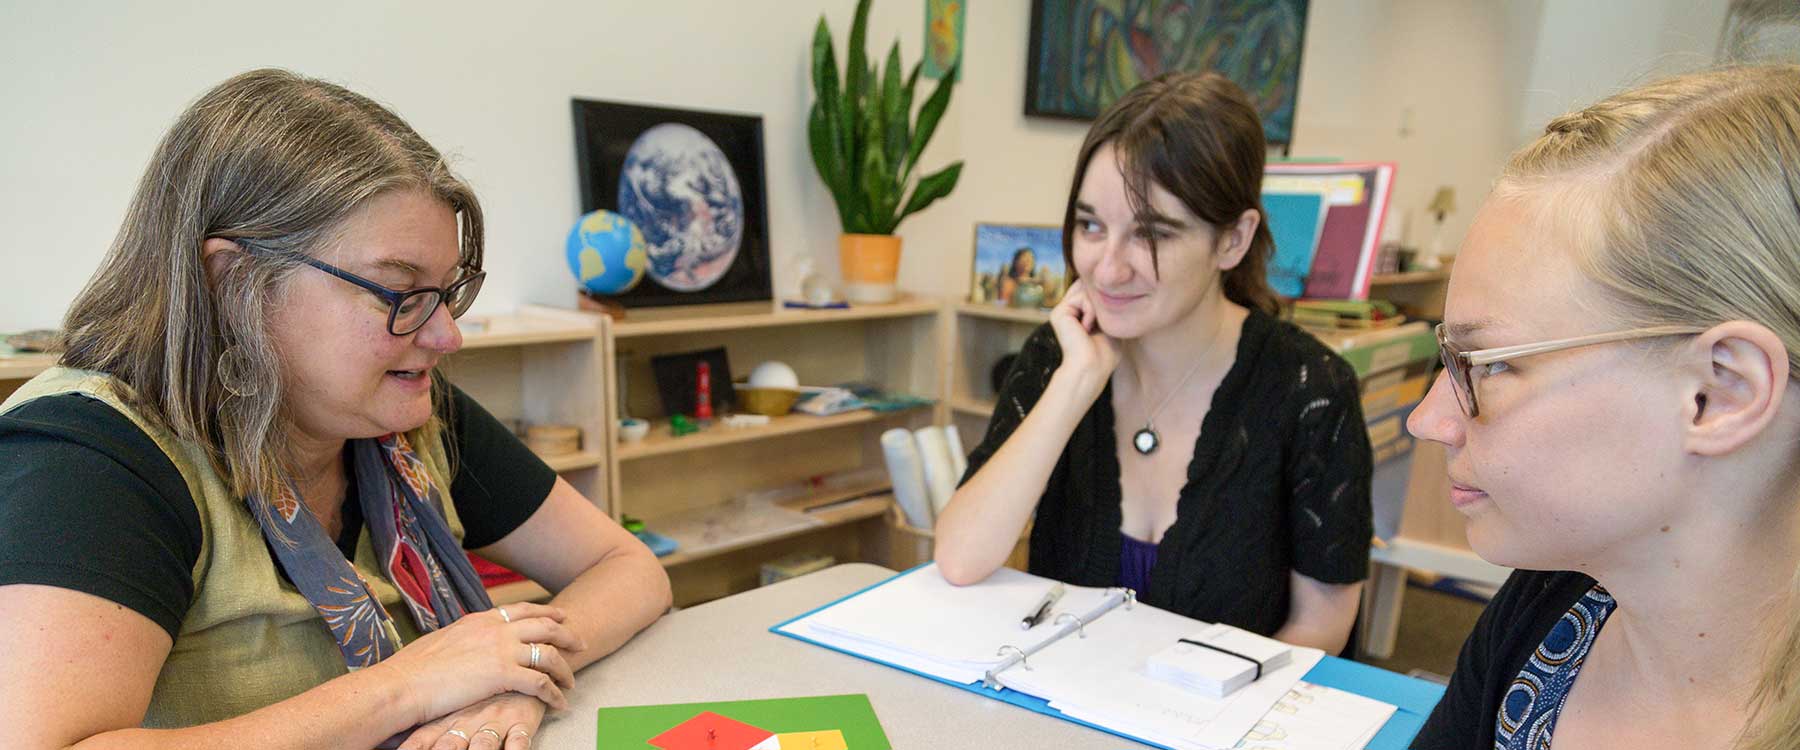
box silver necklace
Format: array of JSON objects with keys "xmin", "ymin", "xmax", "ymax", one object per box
[{"xmin": 1131, "ymin": 317, "xmax": 1225, "ymax": 456}]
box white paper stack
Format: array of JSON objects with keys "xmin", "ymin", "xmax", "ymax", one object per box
[
  {"xmin": 913, "ymin": 426, "xmax": 958, "ymax": 514},
  {"xmin": 942, "ymin": 423, "xmax": 969, "ymax": 479},
  {"xmin": 1146, "ymin": 623, "xmax": 1293, "ymax": 699},
  {"xmin": 880, "ymin": 428, "xmax": 934, "ymax": 528}
]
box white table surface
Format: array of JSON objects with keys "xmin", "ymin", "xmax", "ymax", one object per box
[{"xmin": 533, "ymin": 563, "xmax": 1137, "ymax": 748}]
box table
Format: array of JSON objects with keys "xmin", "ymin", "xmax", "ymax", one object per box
[
  {"xmin": 535, "ymin": 563, "xmax": 1435, "ymax": 748},
  {"xmin": 536, "ymin": 563, "xmax": 1133, "ymax": 747}
]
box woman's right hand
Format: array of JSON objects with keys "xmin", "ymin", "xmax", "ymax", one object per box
[
  {"xmin": 374, "ymin": 603, "xmax": 587, "ymax": 726},
  {"xmin": 1047, "ymin": 279, "xmax": 1120, "ymax": 399}
]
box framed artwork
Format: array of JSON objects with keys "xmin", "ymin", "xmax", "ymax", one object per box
[
  {"xmin": 572, "ymin": 98, "xmax": 773, "ymax": 307},
  {"xmin": 924, "ymin": 0, "xmax": 966, "ymax": 80},
  {"xmin": 649, "ymin": 347, "xmax": 737, "ymax": 418},
  {"xmin": 1024, "ymin": 0, "xmax": 1310, "ymax": 146},
  {"xmin": 969, "ymin": 223, "xmax": 1067, "ymax": 309}
]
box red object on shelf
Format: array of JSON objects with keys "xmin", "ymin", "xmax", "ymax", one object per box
[
  {"xmin": 467, "ymin": 552, "xmax": 526, "ymax": 587},
  {"xmin": 695, "ymin": 361, "xmax": 714, "ymax": 420}
]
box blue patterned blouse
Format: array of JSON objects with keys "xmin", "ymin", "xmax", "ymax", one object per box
[{"xmin": 1496, "ymin": 584, "xmax": 1618, "ymax": 749}]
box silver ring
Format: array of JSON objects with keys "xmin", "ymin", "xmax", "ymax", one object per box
[
  {"xmin": 477, "ymin": 727, "xmax": 504, "ymax": 742},
  {"xmin": 497, "ymin": 607, "xmax": 511, "ymax": 623},
  {"xmin": 530, "ymin": 642, "xmax": 542, "ymax": 669},
  {"xmin": 446, "ymin": 728, "xmax": 470, "ymax": 740}
]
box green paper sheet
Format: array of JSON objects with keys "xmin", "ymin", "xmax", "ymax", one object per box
[{"xmin": 596, "ymin": 694, "xmax": 891, "ymax": 750}]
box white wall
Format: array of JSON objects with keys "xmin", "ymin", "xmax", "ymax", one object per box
[
  {"xmin": 1517, "ymin": 0, "xmax": 1730, "ymax": 144},
  {"xmin": 0, "ymin": 0, "xmax": 1727, "ymax": 329}
]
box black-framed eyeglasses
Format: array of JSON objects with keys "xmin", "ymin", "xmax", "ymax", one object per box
[
  {"xmin": 1435, "ymin": 322, "xmax": 1705, "ymax": 418},
  {"xmin": 237, "ymin": 241, "xmax": 485, "ymax": 336}
]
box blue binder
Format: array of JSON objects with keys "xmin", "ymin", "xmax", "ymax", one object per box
[{"xmin": 771, "ymin": 565, "xmax": 1444, "ymax": 750}]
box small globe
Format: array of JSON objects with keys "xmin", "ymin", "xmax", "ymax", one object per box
[{"xmin": 565, "ymin": 210, "xmax": 648, "ymax": 296}]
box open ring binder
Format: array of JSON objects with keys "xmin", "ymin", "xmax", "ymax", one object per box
[
  {"xmin": 981, "ymin": 587, "xmax": 1134, "ymax": 690},
  {"xmin": 773, "ymin": 565, "xmax": 1428, "ymax": 750}
]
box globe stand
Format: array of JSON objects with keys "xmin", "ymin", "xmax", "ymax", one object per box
[{"xmin": 577, "ymin": 289, "xmax": 627, "ymax": 321}]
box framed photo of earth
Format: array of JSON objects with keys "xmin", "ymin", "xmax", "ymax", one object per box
[{"xmin": 571, "ymin": 98, "xmax": 773, "ymax": 307}]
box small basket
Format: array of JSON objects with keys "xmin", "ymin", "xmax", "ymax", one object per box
[
  {"xmin": 737, "ymin": 386, "xmax": 801, "ymax": 416},
  {"xmin": 886, "ymin": 504, "xmax": 937, "ymax": 570},
  {"xmin": 524, "ymin": 424, "xmax": 581, "ymax": 456}
]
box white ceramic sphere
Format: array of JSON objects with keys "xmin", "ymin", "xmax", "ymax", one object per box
[{"xmin": 747, "ymin": 360, "xmax": 800, "ymax": 390}]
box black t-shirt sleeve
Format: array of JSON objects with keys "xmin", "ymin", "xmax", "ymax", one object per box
[
  {"xmin": 1283, "ymin": 348, "xmax": 1373, "ymax": 584},
  {"xmin": 0, "ymin": 394, "xmax": 203, "ymax": 639},
  {"xmin": 446, "ymin": 385, "xmax": 557, "ymax": 549}
]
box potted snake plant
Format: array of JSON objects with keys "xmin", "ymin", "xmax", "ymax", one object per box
[{"xmin": 809, "ymin": 0, "xmax": 963, "ymax": 303}]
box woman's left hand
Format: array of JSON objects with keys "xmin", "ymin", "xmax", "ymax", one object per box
[{"xmin": 399, "ymin": 693, "xmax": 546, "ymax": 750}]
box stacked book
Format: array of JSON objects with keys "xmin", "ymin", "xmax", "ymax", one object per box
[{"xmin": 1290, "ymin": 299, "xmax": 1405, "ymax": 332}]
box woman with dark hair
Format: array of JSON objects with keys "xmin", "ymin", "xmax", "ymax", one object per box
[{"xmin": 934, "ymin": 72, "xmax": 1372, "ymax": 653}]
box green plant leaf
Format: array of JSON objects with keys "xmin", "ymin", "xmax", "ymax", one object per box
[
  {"xmin": 809, "ymin": 17, "xmax": 851, "ymax": 230},
  {"xmin": 881, "ymin": 43, "xmax": 906, "ymax": 185},
  {"xmin": 809, "ymin": 102, "xmax": 851, "ymax": 229},
  {"xmin": 898, "ymin": 60, "xmax": 922, "ymax": 179},
  {"xmin": 846, "ymin": 0, "xmax": 870, "ymax": 118},
  {"xmin": 895, "ymin": 161, "xmax": 964, "ymax": 228},
  {"xmin": 907, "ymin": 61, "xmax": 956, "ymax": 175},
  {"xmin": 859, "ymin": 99, "xmax": 897, "ymax": 233}
]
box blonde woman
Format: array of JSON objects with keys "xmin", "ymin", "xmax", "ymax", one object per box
[
  {"xmin": 0, "ymin": 70, "xmax": 671, "ymax": 749},
  {"xmin": 1410, "ymin": 65, "xmax": 1800, "ymax": 750}
]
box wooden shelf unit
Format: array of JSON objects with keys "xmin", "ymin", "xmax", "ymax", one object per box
[
  {"xmin": 946, "ymin": 302, "xmax": 1048, "ymax": 455},
  {"xmin": 615, "ymin": 407, "xmax": 926, "ymax": 462},
  {"xmin": 1368, "ymin": 270, "xmax": 1449, "ymax": 286},
  {"xmin": 601, "ymin": 298, "xmax": 945, "ymax": 606},
  {"xmin": 424, "ymin": 304, "xmax": 612, "ymax": 510}
]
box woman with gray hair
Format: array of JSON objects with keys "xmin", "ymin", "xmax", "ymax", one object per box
[{"xmin": 0, "ymin": 69, "xmax": 671, "ymax": 749}]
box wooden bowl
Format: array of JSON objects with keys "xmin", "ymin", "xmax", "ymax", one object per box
[{"xmin": 737, "ymin": 387, "xmax": 800, "ymax": 416}]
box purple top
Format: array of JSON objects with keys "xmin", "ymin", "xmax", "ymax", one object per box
[{"xmin": 1117, "ymin": 532, "xmax": 1159, "ymax": 593}]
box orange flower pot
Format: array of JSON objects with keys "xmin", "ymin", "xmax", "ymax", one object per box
[{"xmin": 839, "ymin": 233, "xmax": 902, "ymax": 304}]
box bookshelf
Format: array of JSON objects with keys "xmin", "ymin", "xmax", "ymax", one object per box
[
  {"xmin": 598, "ymin": 296, "xmax": 945, "ymax": 606},
  {"xmin": 946, "ymin": 302, "xmax": 1050, "ymax": 453},
  {"xmin": 438, "ymin": 304, "xmax": 610, "ymax": 509}
]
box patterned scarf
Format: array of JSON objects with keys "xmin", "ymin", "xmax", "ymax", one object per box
[{"xmin": 253, "ymin": 432, "xmax": 493, "ymax": 669}]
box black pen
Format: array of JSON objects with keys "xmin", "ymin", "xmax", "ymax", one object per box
[{"xmin": 1019, "ymin": 583, "xmax": 1066, "ymax": 630}]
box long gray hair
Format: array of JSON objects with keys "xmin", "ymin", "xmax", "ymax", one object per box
[{"xmin": 60, "ymin": 68, "xmax": 483, "ymax": 516}]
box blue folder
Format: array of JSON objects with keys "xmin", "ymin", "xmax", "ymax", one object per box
[
  {"xmin": 1263, "ymin": 191, "xmax": 1329, "ymax": 298},
  {"xmin": 771, "ymin": 566, "xmax": 1444, "ymax": 750}
]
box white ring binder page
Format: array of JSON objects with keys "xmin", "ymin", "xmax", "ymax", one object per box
[
  {"xmin": 793, "ymin": 564, "xmax": 1121, "ymax": 684},
  {"xmin": 776, "ymin": 564, "xmax": 1396, "ymax": 750}
]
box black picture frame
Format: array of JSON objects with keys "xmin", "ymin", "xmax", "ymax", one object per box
[
  {"xmin": 1023, "ymin": 0, "xmax": 1309, "ymax": 147},
  {"xmin": 649, "ymin": 347, "xmax": 737, "ymax": 418},
  {"xmin": 571, "ymin": 98, "xmax": 773, "ymax": 308}
]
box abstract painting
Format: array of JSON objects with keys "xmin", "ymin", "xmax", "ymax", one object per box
[{"xmin": 1025, "ymin": 0, "xmax": 1310, "ymax": 145}]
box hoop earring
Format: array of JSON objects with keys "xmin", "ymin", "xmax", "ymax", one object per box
[{"xmin": 217, "ymin": 346, "xmax": 260, "ymax": 398}]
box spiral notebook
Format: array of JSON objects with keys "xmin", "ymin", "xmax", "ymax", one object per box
[{"xmin": 773, "ymin": 564, "xmax": 1407, "ymax": 750}]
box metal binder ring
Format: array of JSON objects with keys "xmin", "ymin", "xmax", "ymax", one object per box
[
  {"xmin": 1053, "ymin": 612, "xmax": 1086, "ymax": 638},
  {"xmin": 1107, "ymin": 587, "xmax": 1138, "ymax": 610},
  {"xmin": 996, "ymin": 644, "xmax": 1032, "ymax": 670}
]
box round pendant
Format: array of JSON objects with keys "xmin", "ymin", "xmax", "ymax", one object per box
[{"xmin": 1133, "ymin": 428, "xmax": 1159, "ymax": 455}]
